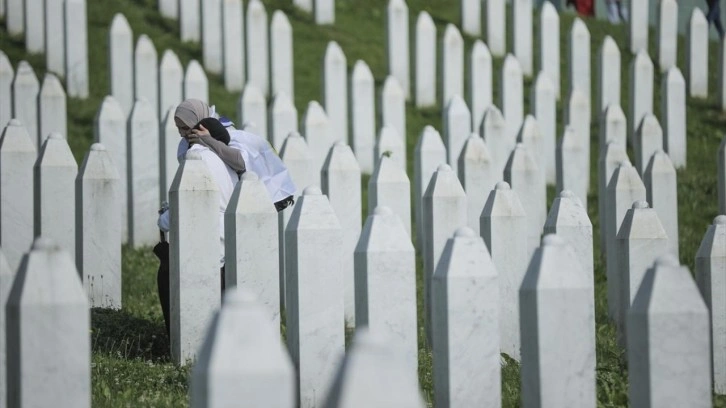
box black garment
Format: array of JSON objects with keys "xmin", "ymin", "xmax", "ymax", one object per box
[
  {"xmin": 708, "ymin": 0, "xmax": 725, "ymax": 38},
  {"xmin": 274, "ymin": 195, "xmax": 295, "ymax": 212}
]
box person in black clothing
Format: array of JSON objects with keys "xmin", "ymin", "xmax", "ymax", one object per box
[{"xmin": 707, "ymin": 0, "xmax": 725, "ymax": 39}]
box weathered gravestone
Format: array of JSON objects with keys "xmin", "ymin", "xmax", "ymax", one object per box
[
  {"xmin": 238, "ymin": 83, "xmax": 267, "ymax": 142},
  {"xmin": 629, "ymin": 51, "xmax": 654, "ymax": 144},
  {"xmin": 134, "ymin": 35, "xmax": 159, "ymax": 119},
  {"xmin": 323, "ymin": 42, "xmax": 348, "ymax": 146},
  {"xmin": 458, "ymin": 134, "xmax": 495, "ymax": 236},
  {"xmin": 6, "ymin": 238, "xmax": 90, "ymax": 408},
  {"xmin": 432, "ymin": 227, "xmax": 500, "ymax": 408},
  {"xmin": 159, "ymin": 50, "xmax": 184, "ymax": 119},
  {"xmin": 415, "ymin": 12, "xmax": 436, "ymax": 108},
  {"xmin": 270, "ymin": 11, "xmax": 293, "ymax": 99},
  {"xmin": 512, "ymin": 0, "xmax": 533, "ymax": 77},
  {"xmin": 544, "ymin": 191, "xmax": 593, "ymax": 284},
  {"xmin": 223, "ymin": 0, "xmax": 245, "ymax": 92},
  {"xmin": 381, "ymin": 76, "xmax": 406, "ymax": 154},
  {"xmin": 39, "ymin": 73, "xmax": 67, "ymax": 141},
  {"xmin": 190, "ymin": 288, "xmax": 295, "ymax": 408},
  {"xmin": 76, "ymin": 143, "xmax": 122, "ymax": 309},
  {"xmin": 500, "ymin": 55, "xmax": 524, "ymax": 142},
  {"xmin": 0, "ymin": 51, "xmax": 12, "ymax": 128},
  {"xmin": 696, "ymin": 216, "xmax": 726, "ymax": 395},
  {"xmin": 517, "ymin": 115, "xmax": 545, "ymax": 186},
  {"xmin": 644, "ymin": 151, "xmax": 679, "ymax": 259},
  {"xmin": 314, "ymin": 0, "xmax": 334, "ymax": 24},
  {"xmin": 557, "ymin": 126, "xmax": 588, "ymax": 207},
  {"xmin": 442, "ymin": 24, "xmax": 464, "ymax": 107},
  {"xmin": 532, "ymin": 72, "xmax": 556, "ymax": 184},
  {"xmin": 201, "ymin": 0, "xmax": 223, "ymax": 74},
  {"xmin": 180, "ymin": 0, "xmax": 201, "ymax": 42},
  {"xmin": 460, "ymin": 0, "xmax": 480, "ymax": 36},
  {"xmin": 634, "ymin": 114, "xmax": 664, "ymax": 176},
  {"xmin": 0, "ymin": 120, "xmax": 36, "ymax": 271},
  {"xmin": 109, "ymin": 14, "xmax": 133, "ymax": 116},
  {"xmin": 6, "ymin": 0, "xmax": 23, "ymax": 36},
  {"xmin": 351, "ymin": 60, "xmax": 376, "ymax": 174},
  {"xmin": 65, "ymin": 0, "xmax": 89, "ymax": 98},
  {"xmin": 569, "ymin": 18, "xmax": 591, "ymax": 99},
  {"xmin": 564, "ymin": 90, "xmax": 591, "ymax": 189},
  {"xmin": 247, "ymin": 0, "xmax": 269, "ymax": 97},
  {"xmin": 597, "ymin": 141, "xmax": 628, "ymax": 253},
  {"xmin": 302, "ymin": 101, "xmax": 333, "ymax": 175},
  {"xmin": 469, "ymin": 41, "xmax": 492, "ymax": 131},
  {"xmin": 270, "ymin": 92, "xmax": 298, "ymax": 151},
  {"xmin": 520, "ymin": 234, "xmax": 596, "ymax": 408},
  {"xmin": 486, "ymin": 0, "xmax": 506, "ymax": 57},
  {"xmin": 387, "ymin": 0, "xmax": 410, "ymax": 99},
  {"xmin": 159, "ymin": 0, "xmax": 178, "ymax": 19},
  {"xmin": 285, "ymin": 186, "xmax": 344, "ymax": 408},
  {"xmin": 628, "ymin": 256, "xmax": 712, "ymax": 408},
  {"xmin": 686, "ymin": 8, "xmax": 709, "ymax": 98},
  {"xmin": 322, "ymin": 143, "xmax": 362, "ymax": 327},
  {"xmin": 480, "ymin": 181, "xmax": 527, "ymax": 361},
  {"xmin": 657, "ymin": 0, "xmax": 678, "ymax": 72},
  {"xmin": 629, "ymin": 0, "xmax": 648, "ymax": 54},
  {"xmin": 414, "ymin": 126, "xmax": 446, "ymax": 250},
  {"xmin": 661, "ymin": 67, "xmax": 686, "ymax": 168},
  {"xmin": 369, "ymin": 156, "xmax": 411, "ymax": 237},
  {"xmin": 505, "ymin": 143, "xmax": 546, "ymax": 256},
  {"xmin": 443, "ymin": 94, "xmax": 471, "ymax": 175},
  {"xmin": 597, "ymin": 36, "xmax": 621, "ymax": 117},
  {"xmin": 12, "ymin": 61, "xmax": 39, "ymax": 148},
  {"xmin": 480, "ymin": 105, "xmax": 509, "ymax": 179},
  {"xmin": 184, "ymin": 60, "xmax": 209, "ymax": 103},
  {"xmin": 45, "ymin": 0, "xmax": 65, "ymax": 77},
  {"xmin": 599, "ymin": 104, "xmax": 627, "ymax": 153},
  {"xmin": 539, "ymin": 1, "xmax": 560, "ymax": 100},
  {"xmin": 0, "ymin": 249, "xmax": 12, "ymax": 406},
  {"xmin": 375, "ymin": 125, "xmax": 405, "ymax": 171},
  {"xmin": 354, "ymin": 207, "xmax": 417, "ymax": 379}
]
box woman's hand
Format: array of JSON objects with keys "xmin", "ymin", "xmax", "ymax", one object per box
[{"xmin": 187, "ymin": 124, "xmax": 211, "ymax": 145}]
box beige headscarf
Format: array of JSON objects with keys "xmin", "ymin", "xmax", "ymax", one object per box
[{"xmin": 174, "ymin": 99, "xmax": 210, "ymax": 128}]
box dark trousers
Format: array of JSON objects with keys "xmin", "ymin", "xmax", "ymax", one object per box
[
  {"xmin": 708, "ymin": 1, "xmax": 725, "ymax": 38},
  {"xmin": 154, "ymin": 242, "xmax": 225, "ymax": 339}
]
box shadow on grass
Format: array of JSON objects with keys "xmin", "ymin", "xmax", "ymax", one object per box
[{"xmin": 92, "ymin": 308, "xmax": 171, "ymax": 362}]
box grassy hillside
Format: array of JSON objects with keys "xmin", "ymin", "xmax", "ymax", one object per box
[{"xmin": 2, "ymin": 1, "xmax": 726, "ymax": 406}]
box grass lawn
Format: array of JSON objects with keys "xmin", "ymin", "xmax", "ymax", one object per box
[{"xmin": 3, "ymin": 0, "xmax": 726, "ymax": 406}]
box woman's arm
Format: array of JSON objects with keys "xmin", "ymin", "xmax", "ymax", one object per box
[{"xmin": 197, "ymin": 134, "xmax": 246, "ymax": 172}]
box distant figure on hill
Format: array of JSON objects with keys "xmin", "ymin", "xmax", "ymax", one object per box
[
  {"xmin": 605, "ymin": 0, "xmax": 628, "ymax": 24},
  {"xmin": 567, "ymin": 0, "xmax": 595, "ymax": 17},
  {"xmin": 707, "ymin": 0, "xmax": 725, "ymax": 38}
]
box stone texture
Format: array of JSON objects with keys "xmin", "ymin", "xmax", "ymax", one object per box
[
  {"xmin": 0, "ymin": 52, "xmax": 12, "ymax": 128},
  {"xmin": 369, "ymin": 156, "xmax": 411, "ymax": 237},
  {"xmin": 468, "ymin": 41, "xmax": 492, "ymax": 131},
  {"xmin": 285, "ymin": 187, "xmax": 344, "ymax": 408},
  {"xmin": 375, "ymin": 125, "xmax": 405, "ymax": 171},
  {"xmin": 45, "ymin": 0, "xmax": 65, "ymax": 77},
  {"xmin": 597, "ymin": 36, "xmax": 621, "ymax": 117},
  {"xmin": 247, "ymin": 0, "xmax": 269, "ymax": 97},
  {"xmin": 65, "ymin": 0, "xmax": 89, "ymax": 98},
  {"xmin": 159, "ymin": 50, "xmax": 184, "ymax": 119},
  {"xmin": 302, "ymin": 101, "xmax": 333, "ymax": 175},
  {"xmin": 505, "ymin": 143, "xmax": 546, "ymax": 256},
  {"xmin": 387, "ymin": 0, "xmax": 410, "ymax": 99},
  {"xmin": 557, "ymin": 126, "xmax": 588, "ymax": 206},
  {"xmin": 661, "ymin": 67, "xmax": 686, "ymax": 168},
  {"xmin": 629, "ymin": 0, "xmax": 649, "ymax": 53},
  {"xmin": 443, "ymin": 94, "xmax": 471, "ymax": 175},
  {"xmin": 629, "ymin": 51, "xmax": 655, "ymax": 144},
  {"xmin": 644, "ymin": 150, "xmax": 679, "ymax": 258},
  {"xmin": 323, "ymin": 42, "xmax": 348, "ymax": 146},
  {"xmin": 180, "ymin": 0, "xmax": 201, "ymax": 42},
  {"xmin": 12, "ymin": 61, "xmax": 39, "ymax": 148},
  {"xmin": 238, "ymin": 83, "xmax": 267, "ymax": 141},
  {"xmin": 686, "ymin": 8, "xmax": 709, "ymax": 98},
  {"xmin": 568, "ymin": 18, "xmax": 591, "ymax": 98},
  {"xmin": 458, "ymin": 134, "xmax": 495, "ymax": 236},
  {"xmin": 201, "ymin": 0, "xmax": 223, "ymax": 74},
  {"xmin": 442, "ymin": 24, "xmax": 464, "ymax": 106},
  {"xmin": 270, "ymin": 10, "xmax": 293, "ymax": 99},
  {"xmin": 76, "ymin": 143, "xmax": 122, "ymax": 309},
  {"xmin": 597, "ymin": 142, "xmax": 629, "ymax": 253},
  {"xmin": 432, "ymin": 228, "xmax": 500, "ymax": 407},
  {"xmin": 270, "ymin": 92, "xmax": 298, "ymax": 151},
  {"xmin": 481, "ymin": 181, "xmax": 527, "ymax": 361},
  {"xmin": 134, "ymin": 35, "xmax": 159, "ymax": 119},
  {"xmin": 634, "ymin": 114, "xmax": 664, "ymax": 176},
  {"xmin": 38, "ymin": 73, "xmax": 67, "ymax": 142},
  {"xmin": 657, "ymin": 0, "xmax": 678, "ymax": 72},
  {"xmin": 381, "ymin": 76, "xmax": 406, "ymax": 154},
  {"xmin": 109, "ymin": 14, "xmax": 133, "ymax": 116},
  {"xmin": 184, "ymin": 60, "xmax": 209, "ymax": 103},
  {"xmin": 543, "ymin": 191, "xmax": 593, "ymax": 282},
  {"xmin": 512, "ymin": 0, "xmax": 533, "ymax": 76},
  {"xmin": 415, "ymin": 12, "xmax": 436, "ymax": 108},
  {"xmin": 532, "ymin": 72, "xmax": 556, "ymax": 184},
  {"xmin": 500, "ymin": 55, "xmax": 524, "ymax": 142},
  {"xmin": 539, "ymin": 1, "xmax": 560, "ymax": 99},
  {"xmin": 628, "ymin": 256, "xmax": 712, "ymax": 408},
  {"xmin": 414, "ymin": 126, "xmax": 447, "ymax": 252},
  {"xmin": 486, "ymin": 0, "xmax": 505, "ymax": 56},
  {"xmin": 223, "ymin": 0, "xmax": 245, "ymax": 92},
  {"xmin": 480, "ymin": 105, "xmax": 509, "ymax": 178},
  {"xmin": 0, "ymin": 120, "xmax": 36, "ymax": 271},
  {"xmin": 6, "ymin": 238, "xmax": 90, "ymax": 408},
  {"xmin": 350, "ymin": 60, "xmax": 376, "ymax": 174},
  {"xmin": 191, "ymin": 288, "xmax": 295, "ymax": 408},
  {"xmin": 520, "ymin": 234, "xmax": 596, "ymax": 408}
]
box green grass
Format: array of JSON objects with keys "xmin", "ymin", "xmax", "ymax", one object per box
[{"xmin": 3, "ymin": 1, "xmax": 726, "ymax": 406}]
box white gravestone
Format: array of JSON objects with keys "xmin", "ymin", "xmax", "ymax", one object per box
[
  {"xmin": 375, "ymin": 125, "xmax": 406, "ymax": 171},
  {"xmin": 569, "ymin": 18, "xmax": 591, "ymax": 98},
  {"xmin": 657, "ymin": 0, "xmax": 678, "ymax": 72},
  {"xmin": 322, "ymin": 143, "xmax": 362, "ymax": 327},
  {"xmin": 443, "ymin": 94, "xmax": 471, "ymax": 175},
  {"xmin": 532, "ymin": 73, "xmax": 557, "ymax": 184},
  {"xmin": 598, "ymin": 141, "xmax": 628, "ymax": 253},
  {"xmin": 76, "ymin": 143, "xmax": 122, "ymax": 309},
  {"xmin": 323, "ymin": 42, "xmax": 348, "ymax": 146},
  {"xmin": 354, "ymin": 208, "xmax": 418, "ymax": 380},
  {"xmin": 480, "ymin": 105, "xmax": 509, "ymax": 178},
  {"xmin": 696, "ymin": 216, "xmax": 726, "ymax": 394},
  {"xmin": 369, "ymin": 156, "xmax": 411, "ymax": 237},
  {"xmin": 134, "ymin": 35, "xmax": 159, "ymax": 119},
  {"xmin": 512, "ymin": 0, "xmax": 533, "ymax": 76},
  {"xmin": 45, "ymin": 0, "xmax": 65, "ymax": 77},
  {"xmin": 460, "ymin": 0, "xmax": 481, "ymax": 36},
  {"xmin": 505, "ymin": 143, "xmax": 546, "ymax": 255},
  {"xmin": 480, "ymin": 181, "xmax": 527, "ymax": 361},
  {"xmin": 202, "ymin": 0, "xmax": 223, "ymax": 74},
  {"xmin": 127, "ymin": 99, "xmax": 160, "ymax": 248},
  {"xmin": 720, "ymin": 137, "xmax": 726, "ymax": 214},
  {"xmin": 500, "ymin": 55, "xmax": 524, "ymax": 142},
  {"xmin": 12, "ymin": 61, "xmax": 40, "ymax": 148},
  {"xmin": 224, "ymin": 172, "xmax": 280, "ymax": 326},
  {"xmin": 422, "ymin": 164, "xmax": 467, "ymax": 345},
  {"xmin": 539, "ymin": 1, "xmax": 560, "ymax": 100},
  {"xmin": 616, "ymin": 201, "xmax": 669, "ymax": 343},
  {"xmin": 223, "ymin": 0, "xmax": 245, "ymax": 92},
  {"xmin": 6, "ymin": 238, "xmax": 90, "ymax": 408},
  {"xmin": 387, "ymin": 0, "xmax": 410, "ymax": 99},
  {"xmin": 517, "ymin": 115, "xmax": 545, "ymax": 187},
  {"xmin": 564, "ymin": 89, "xmax": 591, "ymax": 192},
  {"xmin": 644, "ymin": 151, "xmax": 679, "ymax": 258},
  {"xmin": 247, "ymin": 0, "xmax": 269, "ymax": 97},
  {"xmin": 414, "ymin": 126, "xmax": 447, "ymax": 251},
  {"xmin": 159, "ymin": 0, "xmax": 178, "ymax": 18},
  {"xmin": 180, "ymin": 0, "xmax": 201, "ymax": 42},
  {"xmin": 486, "ymin": 0, "xmax": 506, "ymax": 56},
  {"xmin": 109, "ymin": 14, "xmax": 134, "ymax": 116},
  {"xmin": 606, "ymin": 162, "xmax": 646, "ymax": 319},
  {"xmin": 721, "ymin": 39, "xmax": 726, "ymax": 111},
  {"xmin": 65, "ymin": 0, "xmax": 89, "ymax": 98},
  {"xmin": 169, "ymin": 152, "xmax": 221, "ymax": 365},
  {"xmin": 184, "ymin": 60, "xmax": 209, "ymax": 103},
  {"xmin": 415, "ymin": 12, "xmax": 436, "ymax": 108},
  {"xmin": 270, "ymin": 11, "xmax": 293, "ymax": 100},
  {"xmin": 302, "ymin": 101, "xmax": 333, "ymax": 175},
  {"xmin": 159, "ymin": 50, "xmax": 184, "ymax": 119},
  {"xmin": 543, "ymin": 191, "xmax": 593, "ymax": 283},
  {"xmin": 0, "ymin": 120, "xmax": 36, "ymax": 271},
  {"xmin": 629, "ymin": 51, "xmax": 654, "ymax": 145},
  {"xmin": 6, "ymin": 0, "xmax": 23, "ymax": 36},
  {"xmin": 469, "ymin": 41, "xmax": 492, "ymax": 131},
  {"xmin": 442, "ymin": 24, "xmax": 464, "ymax": 107},
  {"xmin": 458, "ymin": 134, "xmax": 495, "ymax": 236},
  {"xmin": 0, "ymin": 250, "xmax": 12, "ymax": 405},
  {"xmin": 350, "ymin": 60, "xmax": 376, "ymax": 174},
  {"xmin": 34, "ymin": 134, "xmax": 77, "ymax": 264},
  {"xmin": 686, "ymin": 8, "xmax": 709, "ymax": 98},
  {"xmin": 661, "ymin": 67, "xmax": 686, "ymax": 168},
  {"xmin": 556, "ymin": 126, "xmax": 588, "ymax": 206},
  {"xmin": 520, "ymin": 234, "xmax": 596, "ymax": 408},
  {"xmin": 599, "ymin": 104, "xmax": 627, "ymax": 153},
  {"xmin": 191, "ymin": 288, "xmax": 295, "ymax": 408},
  {"xmin": 285, "ymin": 186, "xmax": 344, "ymax": 408},
  {"xmin": 628, "ymin": 256, "xmax": 712, "ymax": 408},
  {"xmin": 0, "ymin": 52, "xmax": 12, "ymax": 128},
  {"xmin": 597, "ymin": 36, "xmax": 621, "ymax": 117},
  {"xmin": 634, "ymin": 114, "xmax": 664, "ymax": 176},
  {"xmin": 629, "ymin": 0, "xmax": 648, "ymax": 54},
  {"xmin": 381, "ymin": 76, "xmax": 406, "ymax": 153},
  {"xmin": 238, "ymin": 83, "xmax": 267, "ymax": 142},
  {"xmin": 432, "ymin": 228, "xmax": 500, "ymax": 407},
  {"xmin": 94, "ymin": 96, "xmax": 128, "ymax": 242},
  {"xmin": 314, "ymin": 0, "xmax": 334, "ymax": 24},
  {"xmin": 161, "ymin": 108, "xmax": 179, "ymax": 201},
  {"xmin": 294, "ymin": 0, "xmax": 312, "ymax": 13},
  {"xmin": 322, "ymin": 329, "xmax": 425, "ymax": 408},
  {"xmin": 270, "ymin": 92, "xmax": 298, "ymax": 151},
  {"xmin": 38, "ymin": 73, "xmax": 67, "ymax": 141}
]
